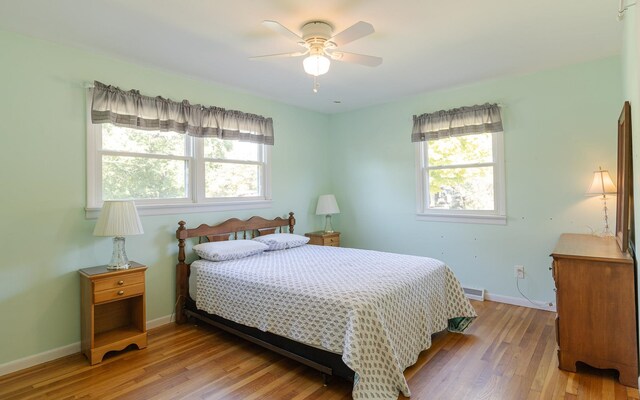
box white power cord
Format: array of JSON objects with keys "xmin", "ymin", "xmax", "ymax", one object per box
[
  {"xmin": 516, "ymin": 277, "xmax": 552, "ymax": 309},
  {"xmin": 169, "ymin": 295, "xmax": 185, "ymax": 325}
]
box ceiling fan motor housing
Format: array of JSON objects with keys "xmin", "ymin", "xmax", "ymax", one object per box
[{"xmin": 301, "ymin": 21, "xmax": 335, "ymax": 49}]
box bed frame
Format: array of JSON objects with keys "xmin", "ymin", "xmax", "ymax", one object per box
[{"xmin": 175, "ymin": 212, "xmax": 354, "ymax": 382}]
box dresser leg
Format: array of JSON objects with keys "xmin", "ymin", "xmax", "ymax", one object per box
[
  {"xmin": 618, "ymin": 368, "xmax": 639, "ymax": 388},
  {"xmin": 558, "ymin": 352, "xmax": 577, "ymax": 373}
]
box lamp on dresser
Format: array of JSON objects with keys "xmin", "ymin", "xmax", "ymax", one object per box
[
  {"xmin": 316, "ymin": 194, "xmax": 340, "ymax": 233},
  {"xmin": 586, "ymin": 166, "xmax": 616, "ymax": 236},
  {"xmin": 93, "ymin": 200, "xmax": 144, "ymax": 269}
]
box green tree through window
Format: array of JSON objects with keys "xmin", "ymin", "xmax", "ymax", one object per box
[
  {"xmin": 417, "ymin": 130, "xmax": 505, "ymax": 223},
  {"xmin": 427, "ymin": 133, "xmax": 494, "ymax": 210},
  {"xmin": 98, "ymin": 124, "xmax": 266, "ymax": 203}
]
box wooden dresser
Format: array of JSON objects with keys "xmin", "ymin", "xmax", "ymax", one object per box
[
  {"xmin": 305, "ymin": 231, "xmax": 340, "ymax": 247},
  {"xmin": 551, "ymin": 233, "xmax": 638, "ymax": 387},
  {"xmin": 80, "ymin": 262, "xmax": 147, "ymax": 365}
]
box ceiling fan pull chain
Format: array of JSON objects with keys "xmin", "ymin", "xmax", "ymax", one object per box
[{"xmin": 313, "ymin": 76, "xmax": 320, "ymax": 93}]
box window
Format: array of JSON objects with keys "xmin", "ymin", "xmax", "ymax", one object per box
[
  {"xmin": 87, "ymin": 123, "xmax": 271, "ymax": 217},
  {"xmin": 416, "ymin": 131, "xmax": 505, "ymax": 224},
  {"xmin": 202, "ymin": 138, "xmax": 263, "ymax": 198},
  {"xmin": 412, "ymin": 103, "xmax": 505, "ymax": 224}
]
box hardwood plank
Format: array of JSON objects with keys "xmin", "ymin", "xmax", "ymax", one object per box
[{"xmin": 0, "ymin": 301, "xmax": 638, "ymax": 399}]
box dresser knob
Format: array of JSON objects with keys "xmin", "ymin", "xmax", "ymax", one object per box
[
  {"xmin": 118, "ymin": 280, "xmax": 124, "ymax": 285},
  {"xmin": 117, "ymin": 290, "xmax": 124, "ymax": 295}
]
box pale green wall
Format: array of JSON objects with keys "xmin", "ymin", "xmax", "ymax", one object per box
[
  {"xmin": 621, "ymin": 4, "xmax": 639, "ymax": 379},
  {"xmin": 0, "ymin": 30, "xmax": 331, "ymax": 364},
  {"xmin": 0, "ymin": 26, "xmax": 626, "ymax": 368},
  {"xmin": 328, "ymin": 57, "xmax": 622, "ymax": 304}
]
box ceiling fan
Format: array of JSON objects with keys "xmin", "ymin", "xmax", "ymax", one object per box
[{"xmin": 250, "ymin": 20, "xmax": 382, "ymax": 92}]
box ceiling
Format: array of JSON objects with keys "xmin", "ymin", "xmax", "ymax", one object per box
[{"xmin": 0, "ymin": 0, "xmax": 622, "ymax": 113}]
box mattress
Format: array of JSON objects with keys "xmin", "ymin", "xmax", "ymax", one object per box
[{"xmin": 190, "ymin": 244, "xmax": 476, "ymax": 400}]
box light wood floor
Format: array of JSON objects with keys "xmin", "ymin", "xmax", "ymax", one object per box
[{"xmin": 1, "ymin": 301, "xmax": 638, "ymax": 399}]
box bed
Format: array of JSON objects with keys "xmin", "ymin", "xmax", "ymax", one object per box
[{"xmin": 176, "ymin": 212, "xmax": 476, "ymax": 400}]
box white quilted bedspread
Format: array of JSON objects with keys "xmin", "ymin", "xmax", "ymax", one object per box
[{"xmin": 192, "ymin": 244, "xmax": 476, "ymax": 400}]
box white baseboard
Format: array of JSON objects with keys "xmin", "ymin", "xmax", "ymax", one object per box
[
  {"xmin": 147, "ymin": 314, "xmax": 175, "ymax": 329},
  {"xmin": 485, "ymin": 292, "xmax": 556, "ymax": 312},
  {"xmin": 0, "ymin": 342, "xmax": 82, "ymax": 378},
  {"xmin": 0, "ymin": 314, "xmax": 174, "ymax": 377}
]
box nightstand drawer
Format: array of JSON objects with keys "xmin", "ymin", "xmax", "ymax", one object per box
[
  {"xmin": 94, "ymin": 283, "xmax": 145, "ymax": 304},
  {"xmin": 305, "ymin": 231, "xmax": 340, "ymax": 247},
  {"xmin": 94, "ymin": 272, "xmax": 145, "ymax": 292},
  {"xmin": 324, "ymin": 237, "xmax": 339, "ymax": 246}
]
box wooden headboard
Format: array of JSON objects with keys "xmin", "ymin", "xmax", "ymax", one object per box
[{"xmin": 175, "ymin": 212, "xmax": 296, "ymax": 323}]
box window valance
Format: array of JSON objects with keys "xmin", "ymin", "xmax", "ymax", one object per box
[
  {"xmin": 411, "ymin": 103, "xmax": 502, "ymax": 142},
  {"xmin": 91, "ymin": 81, "xmax": 274, "ymax": 145}
]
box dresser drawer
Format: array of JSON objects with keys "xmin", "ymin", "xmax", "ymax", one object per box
[
  {"xmin": 94, "ymin": 283, "xmax": 145, "ymax": 304},
  {"xmin": 94, "ymin": 272, "xmax": 145, "ymax": 292}
]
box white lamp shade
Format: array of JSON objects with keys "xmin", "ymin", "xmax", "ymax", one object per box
[
  {"xmin": 586, "ymin": 169, "xmax": 617, "ymax": 195},
  {"xmin": 93, "ymin": 201, "xmax": 144, "ymax": 236},
  {"xmin": 303, "ymin": 55, "xmax": 331, "ymax": 76},
  {"xmin": 316, "ymin": 194, "xmax": 340, "ymax": 215}
]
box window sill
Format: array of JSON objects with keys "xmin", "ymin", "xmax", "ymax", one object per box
[
  {"xmin": 86, "ymin": 199, "xmax": 272, "ymax": 219},
  {"xmin": 416, "ymin": 212, "xmax": 507, "ymax": 225}
]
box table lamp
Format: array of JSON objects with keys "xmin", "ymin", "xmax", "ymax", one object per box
[
  {"xmin": 586, "ymin": 166, "xmax": 617, "ymax": 236},
  {"xmin": 93, "ymin": 200, "xmax": 144, "ymax": 269},
  {"xmin": 316, "ymin": 194, "xmax": 340, "ymax": 233}
]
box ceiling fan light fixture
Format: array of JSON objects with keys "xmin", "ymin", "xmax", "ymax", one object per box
[
  {"xmin": 303, "ymin": 54, "xmax": 330, "ymax": 76},
  {"xmin": 254, "ymin": 19, "xmax": 381, "ymax": 88}
]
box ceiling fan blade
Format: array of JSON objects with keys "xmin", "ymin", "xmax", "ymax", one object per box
[
  {"xmin": 329, "ymin": 21, "xmax": 375, "ymax": 47},
  {"xmin": 262, "ymin": 20, "xmax": 304, "ymax": 44},
  {"xmin": 249, "ymin": 51, "xmax": 308, "ymax": 60},
  {"xmin": 328, "ymin": 51, "xmax": 382, "ymax": 67}
]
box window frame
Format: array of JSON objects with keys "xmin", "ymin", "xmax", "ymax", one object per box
[
  {"xmin": 196, "ymin": 138, "xmax": 267, "ymax": 201},
  {"xmin": 86, "ymin": 94, "xmax": 271, "ymax": 218},
  {"xmin": 415, "ymin": 131, "xmax": 506, "ymax": 225}
]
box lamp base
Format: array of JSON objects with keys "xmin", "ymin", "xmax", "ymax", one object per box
[
  {"xmin": 106, "ymin": 265, "xmax": 130, "ymax": 270},
  {"xmin": 597, "ymin": 195, "xmax": 614, "ymax": 238},
  {"xmin": 598, "ymin": 230, "xmax": 615, "ymax": 238},
  {"xmin": 323, "ymin": 214, "xmax": 334, "ymax": 233},
  {"xmin": 106, "ymin": 236, "xmax": 131, "ymax": 270}
]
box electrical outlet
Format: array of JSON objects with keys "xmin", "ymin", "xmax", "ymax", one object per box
[{"xmin": 514, "ymin": 265, "xmax": 525, "ymax": 279}]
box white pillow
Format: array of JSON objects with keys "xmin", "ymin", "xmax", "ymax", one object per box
[
  {"xmin": 193, "ymin": 240, "xmax": 268, "ymax": 261},
  {"xmin": 253, "ymin": 233, "xmax": 310, "ymax": 251}
]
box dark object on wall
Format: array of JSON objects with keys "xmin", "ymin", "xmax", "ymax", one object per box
[{"xmin": 615, "ymin": 101, "xmax": 633, "ymax": 253}]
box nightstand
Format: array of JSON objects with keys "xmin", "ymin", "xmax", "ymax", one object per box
[
  {"xmin": 79, "ymin": 262, "xmax": 147, "ymax": 365},
  {"xmin": 305, "ymin": 231, "xmax": 340, "ymax": 247}
]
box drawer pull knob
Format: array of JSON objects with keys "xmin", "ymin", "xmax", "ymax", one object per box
[
  {"xmin": 118, "ymin": 280, "xmax": 125, "ymax": 285},
  {"xmin": 117, "ymin": 290, "xmax": 124, "ymax": 295}
]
